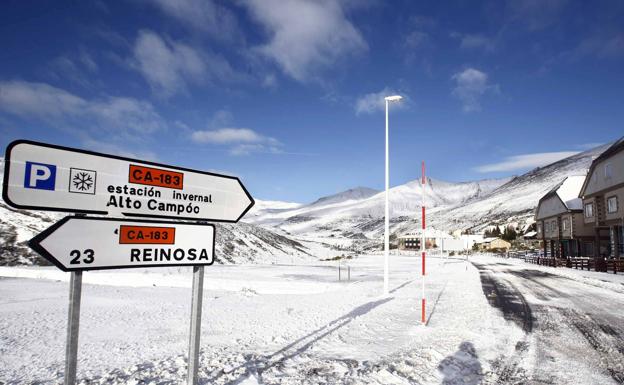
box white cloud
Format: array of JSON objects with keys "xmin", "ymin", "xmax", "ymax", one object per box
[
  {"xmin": 48, "ymin": 53, "xmax": 98, "ymax": 88},
  {"xmin": 459, "ymin": 34, "xmax": 495, "ymax": 51},
  {"xmin": 404, "ymin": 31, "xmax": 430, "ymax": 50},
  {"xmin": 475, "ymin": 151, "xmax": 580, "ymax": 173},
  {"xmin": 133, "ymin": 30, "xmax": 205, "ymax": 97},
  {"xmin": 132, "ymin": 30, "xmax": 236, "ymax": 97},
  {"xmin": 191, "ymin": 128, "xmax": 264, "ymax": 144},
  {"xmin": 191, "ymin": 127, "xmax": 281, "ymax": 156},
  {"xmin": 230, "ymin": 143, "xmax": 281, "ymax": 156},
  {"xmin": 242, "ymin": 0, "xmax": 367, "ymax": 82},
  {"xmin": 354, "ymin": 88, "xmax": 406, "ymax": 115},
  {"xmin": 507, "ymin": 0, "xmax": 568, "ymax": 31},
  {"xmin": 0, "ymin": 80, "xmax": 165, "ymax": 136},
  {"xmin": 81, "ymin": 138, "xmax": 158, "ymax": 161},
  {"xmin": 451, "ymin": 68, "xmax": 498, "ymax": 112},
  {"xmin": 145, "ymin": 0, "xmax": 240, "ymax": 41},
  {"xmin": 575, "ymin": 142, "xmax": 604, "ymax": 150},
  {"xmin": 574, "ymin": 34, "xmax": 624, "ymax": 59}
]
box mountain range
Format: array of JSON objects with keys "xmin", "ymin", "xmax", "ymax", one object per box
[
  {"xmin": 245, "ymin": 143, "xmax": 610, "ymax": 251},
  {"xmin": 0, "ymin": 142, "xmax": 611, "ymax": 265}
]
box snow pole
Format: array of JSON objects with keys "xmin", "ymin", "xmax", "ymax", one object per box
[{"xmin": 421, "ymin": 161, "xmax": 426, "ymax": 325}]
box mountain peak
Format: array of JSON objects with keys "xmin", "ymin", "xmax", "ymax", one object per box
[{"xmin": 309, "ymin": 187, "xmax": 380, "ymax": 206}]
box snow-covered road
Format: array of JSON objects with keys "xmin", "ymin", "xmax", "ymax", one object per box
[
  {"xmin": 471, "ymin": 257, "xmax": 624, "ymax": 384},
  {"xmin": 1, "ymin": 254, "xmax": 623, "ymax": 384}
]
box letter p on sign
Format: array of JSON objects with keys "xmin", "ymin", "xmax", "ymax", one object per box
[{"xmin": 24, "ymin": 161, "xmax": 56, "ymax": 191}]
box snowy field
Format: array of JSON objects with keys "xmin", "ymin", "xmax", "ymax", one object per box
[{"xmin": 1, "ymin": 254, "xmax": 623, "ymax": 384}]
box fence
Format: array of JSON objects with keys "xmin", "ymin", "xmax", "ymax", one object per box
[{"xmin": 494, "ymin": 250, "xmax": 624, "ymax": 274}]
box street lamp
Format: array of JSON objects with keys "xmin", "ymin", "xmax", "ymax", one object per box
[{"xmin": 383, "ymin": 94, "xmax": 402, "ymax": 295}]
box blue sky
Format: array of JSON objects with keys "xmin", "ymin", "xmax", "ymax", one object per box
[{"xmin": 1, "ymin": 0, "xmax": 623, "ymax": 203}]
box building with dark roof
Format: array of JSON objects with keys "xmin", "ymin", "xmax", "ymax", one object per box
[
  {"xmin": 536, "ymin": 175, "xmax": 594, "ymax": 258},
  {"xmin": 579, "ymin": 137, "xmax": 624, "ymax": 258}
]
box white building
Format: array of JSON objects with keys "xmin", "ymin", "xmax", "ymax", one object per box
[{"xmin": 398, "ymin": 228, "xmax": 464, "ymax": 251}]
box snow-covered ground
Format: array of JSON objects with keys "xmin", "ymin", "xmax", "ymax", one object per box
[{"xmin": 2, "ymin": 253, "xmax": 623, "ymax": 384}]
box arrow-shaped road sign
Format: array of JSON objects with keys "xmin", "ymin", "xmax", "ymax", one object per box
[
  {"xmin": 3, "ymin": 140, "xmax": 254, "ymax": 222},
  {"xmin": 29, "ymin": 217, "xmax": 215, "ymax": 271}
]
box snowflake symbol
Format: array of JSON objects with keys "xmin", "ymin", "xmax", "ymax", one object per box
[{"xmin": 72, "ymin": 172, "xmax": 94, "ymax": 191}]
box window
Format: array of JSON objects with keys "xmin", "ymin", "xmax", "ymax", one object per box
[
  {"xmin": 607, "ymin": 196, "xmax": 618, "ymax": 213},
  {"xmin": 605, "ymin": 163, "xmax": 612, "ymax": 179},
  {"xmin": 562, "ymin": 219, "xmax": 569, "ymax": 231},
  {"xmin": 545, "ymin": 222, "xmax": 550, "ymax": 232},
  {"xmin": 537, "ymin": 224, "xmax": 542, "ymax": 234},
  {"xmin": 585, "ymin": 203, "xmax": 594, "ymax": 218}
]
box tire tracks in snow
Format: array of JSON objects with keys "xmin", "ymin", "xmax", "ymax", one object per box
[
  {"xmin": 504, "ymin": 267, "xmax": 624, "ymax": 383},
  {"xmin": 477, "ymin": 261, "xmax": 624, "ymax": 384},
  {"xmin": 472, "ymin": 262, "xmax": 533, "ymax": 385}
]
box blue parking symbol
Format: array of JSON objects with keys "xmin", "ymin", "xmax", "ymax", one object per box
[{"xmin": 24, "ymin": 161, "xmax": 57, "ymax": 191}]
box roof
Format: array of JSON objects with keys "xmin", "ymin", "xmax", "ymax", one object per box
[
  {"xmin": 555, "ymin": 176, "xmax": 585, "ymax": 210},
  {"xmin": 523, "ymin": 231, "xmax": 537, "ymax": 238},
  {"xmin": 539, "ymin": 175, "xmax": 585, "ymax": 212},
  {"xmin": 580, "ymin": 136, "xmax": 624, "ymax": 196},
  {"xmin": 592, "ymin": 136, "xmax": 624, "ymax": 165}
]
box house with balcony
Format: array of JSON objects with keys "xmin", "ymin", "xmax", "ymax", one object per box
[
  {"xmin": 535, "ymin": 175, "xmax": 594, "ymax": 258},
  {"xmin": 578, "ymin": 137, "xmax": 624, "ymax": 258}
]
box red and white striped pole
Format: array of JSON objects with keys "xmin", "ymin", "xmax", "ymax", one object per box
[{"xmin": 421, "ymin": 160, "xmax": 426, "ymax": 324}]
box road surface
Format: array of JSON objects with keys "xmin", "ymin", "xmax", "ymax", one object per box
[{"xmin": 472, "ymin": 258, "xmax": 624, "ymax": 384}]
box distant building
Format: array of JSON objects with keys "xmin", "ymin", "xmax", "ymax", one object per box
[
  {"xmin": 460, "ymin": 233, "xmax": 485, "ymax": 250},
  {"xmin": 518, "ymin": 230, "xmax": 539, "ymax": 248},
  {"xmin": 579, "ymin": 137, "xmax": 624, "ymax": 258},
  {"xmin": 535, "ymin": 175, "xmax": 594, "ymax": 258},
  {"xmin": 474, "ymin": 237, "xmax": 511, "ymax": 251},
  {"xmin": 398, "ymin": 228, "xmax": 456, "ymax": 251}
]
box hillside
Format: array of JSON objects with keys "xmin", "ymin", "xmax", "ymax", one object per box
[
  {"xmin": 246, "ymin": 143, "xmax": 610, "ymax": 249},
  {"xmin": 244, "ymin": 176, "xmax": 511, "ymax": 248}
]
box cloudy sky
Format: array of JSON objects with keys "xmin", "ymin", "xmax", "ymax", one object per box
[{"xmin": 1, "ymin": 0, "xmax": 623, "ymax": 202}]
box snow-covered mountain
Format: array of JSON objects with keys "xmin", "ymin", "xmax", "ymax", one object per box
[
  {"xmin": 0, "ymin": 158, "xmax": 330, "ymax": 266},
  {"xmin": 309, "ymin": 187, "xmax": 379, "ymax": 207},
  {"xmin": 244, "ymin": 175, "xmax": 511, "ymax": 248},
  {"xmin": 245, "ymin": 143, "xmax": 610, "ymax": 250}
]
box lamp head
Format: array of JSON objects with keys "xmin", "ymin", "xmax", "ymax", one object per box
[{"xmin": 384, "ymin": 95, "xmax": 403, "ymax": 102}]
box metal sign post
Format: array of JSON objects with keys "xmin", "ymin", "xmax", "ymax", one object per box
[
  {"xmin": 421, "ymin": 161, "xmax": 427, "ymax": 325},
  {"xmin": 187, "ymin": 266, "xmax": 205, "ymax": 385},
  {"xmin": 64, "ymin": 271, "xmax": 82, "ymax": 385}
]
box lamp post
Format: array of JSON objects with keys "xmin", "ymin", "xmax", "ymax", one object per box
[{"xmin": 383, "ymin": 95, "xmax": 402, "ymax": 295}]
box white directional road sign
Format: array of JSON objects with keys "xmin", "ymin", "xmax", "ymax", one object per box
[
  {"xmin": 29, "ymin": 217, "xmax": 215, "ymax": 271},
  {"xmin": 3, "ymin": 140, "xmax": 254, "ymax": 222}
]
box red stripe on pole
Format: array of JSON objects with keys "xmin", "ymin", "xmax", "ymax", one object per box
[
  {"xmin": 422, "ymin": 252, "xmax": 426, "ymax": 275},
  {"xmin": 421, "ymin": 298, "xmax": 426, "ymax": 324},
  {"xmin": 422, "ymin": 207, "xmax": 426, "ymax": 229},
  {"xmin": 421, "ymin": 161, "xmax": 425, "ymax": 184}
]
